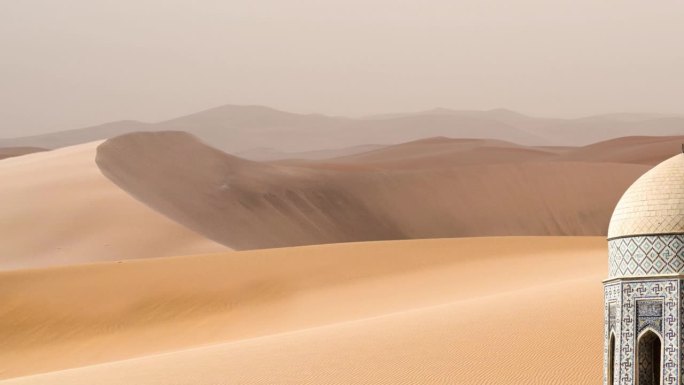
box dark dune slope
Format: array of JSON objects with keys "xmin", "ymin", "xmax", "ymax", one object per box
[
  {"xmin": 96, "ymin": 131, "xmax": 647, "ymax": 249},
  {"xmin": 96, "ymin": 132, "xmax": 402, "ymax": 249}
]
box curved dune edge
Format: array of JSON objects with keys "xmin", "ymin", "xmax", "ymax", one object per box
[
  {"xmin": 0, "ymin": 141, "xmax": 227, "ymax": 270},
  {"xmin": 0, "ymin": 237, "xmax": 606, "ymax": 383},
  {"xmin": 96, "ymin": 131, "xmax": 648, "ymax": 250}
]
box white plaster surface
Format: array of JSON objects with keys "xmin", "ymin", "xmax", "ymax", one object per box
[{"xmin": 609, "ymin": 154, "xmax": 684, "ymax": 239}]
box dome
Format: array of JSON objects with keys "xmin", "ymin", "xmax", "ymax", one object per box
[
  {"xmin": 607, "ymin": 152, "xmax": 684, "ymax": 279},
  {"xmin": 608, "ymin": 153, "xmax": 684, "ymax": 239}
]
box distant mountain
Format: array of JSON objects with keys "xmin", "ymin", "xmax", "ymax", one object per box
[
  {"xmin": 540, "ymin": 116, "xmax": 684, "ymax": 145},
  {"xmin": 0, "ymin": 120, "xmax": 151, "ymax": 149},
  {"xmin": 364, "ymin": 107, "xmax": 550, "ymax": 128},
  {"xmin": 579, "ymin": 112, "xmax": 683, "ymax": 122},
  {"xmin": 150, "ymin": 105, "xmax": 546, "ymax": 153},
  {"xmin": 0, "ymin": 146, "xmax": 47, "ymax": 160},
  {"xmin": 1, "ymin": 105, "xmax": 682, "ymax": 154}
]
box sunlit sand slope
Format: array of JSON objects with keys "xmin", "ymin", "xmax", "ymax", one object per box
[
  {"xmin": 0, "ymin": 141, "xmax": 226, "ymax": 270},
  {"xmin": 0, "ymin": 237, "xmax": 605, "ymax": 383}
]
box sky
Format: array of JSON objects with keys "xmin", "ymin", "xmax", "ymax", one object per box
[{"xmin": 1, "ymin": 0, "xmax": 683, "ymax": 137}]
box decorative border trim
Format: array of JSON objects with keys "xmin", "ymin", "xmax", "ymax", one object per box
[
  {"xmin": 608, "ymin": 232, "xmax": 684, "ymax": 242},
  {"xmin": 608, "ymin": 235, "xmax": 684, "ymax": 278}
]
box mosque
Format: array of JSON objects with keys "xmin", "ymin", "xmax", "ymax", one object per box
[{"xmin": 604, "ymin": 151, "xmax": 684, "ymax": 385}]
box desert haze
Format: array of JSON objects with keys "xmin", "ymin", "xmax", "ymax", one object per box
[
  {"xmin": 3, "ymin": 0, "xmax": 683, "ymax": 383},
  {"xmin": 1, "ymin": 105, "xmax": 684, "ymax": 157}
]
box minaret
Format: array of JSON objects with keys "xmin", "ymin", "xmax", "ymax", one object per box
[{"xmin": 604, "ymin": 151, "xmax": 684, "ymax": 385}]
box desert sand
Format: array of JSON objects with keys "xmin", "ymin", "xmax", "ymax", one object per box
[
  {"xmin": 555, "ymin": 135, "xmax": 684, "ymax": 165},
  {"xmin": 0, "ymin": 236, "xmax": 605, "ymax": 384},
  {"xmin": 3, "ymin": 131, "xmax": 665, "ymax": 258},
  {"xmin": 315, "ymin": 137, "xmax": 562, "ymax": 167},
  {"xmin": 97, "ymin": 131, "xmax": 648, "ymax": 250},
  {"xmin": 0, "ymin": 141, "xmax": 226, "ymax": 270},
  {"xmin": 1, "ymin": 129, "xmax": 669, "ymax": 384},
  {"xmin": 324, "ymin": 135, "xmax": 684, "ymax": 168}
]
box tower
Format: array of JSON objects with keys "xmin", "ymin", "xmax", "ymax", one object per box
[{"xmin": 605, "ymin": 152, "xmax": 684, "ymax": 385}]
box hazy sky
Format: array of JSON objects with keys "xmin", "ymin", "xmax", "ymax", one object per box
[{"xmin": 1, "ymin": 0, "xmax": 683, "ymax": 137}]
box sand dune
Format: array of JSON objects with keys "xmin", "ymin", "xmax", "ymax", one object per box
[
  {"xmin": 0, "ymin": 237, "xmax": 605, "ymax": 383},
  {"xmin": 96, "ymin": 131, "xmax": 647, "ymax": 250},
  {"xmin": 324, "ymin": 135, "xmax": 684, "ymax": 168},
  {"xmin": 319, "ymin": 137, "xmax": 561, "ymax": 168},
  {"xmin": 236, "ymin": 143, "xmax": 385, "ymax": 161},
  {"xmin": 0, "ymin": 141, "xmax": 226, "ymax": 270},
  {"xmin": 544, "ymin": 115, "xmax": 684, "ymax": 145},
  {"xmin": 555, "ymin": 135, "xmax": 684, "ymax": 165}
]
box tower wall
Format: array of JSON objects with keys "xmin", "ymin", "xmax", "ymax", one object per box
[
  {"xmin": 604, "ymin": 279, "xmax": 681, "ymax": 385},
  {"xmin": 603, "ymin": 153, "xmax": 684, "ymax": 385}
]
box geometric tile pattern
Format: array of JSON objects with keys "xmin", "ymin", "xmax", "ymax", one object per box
[
  {"xmin": 604, "ymin": 153, "xmax": 684, "ymax": 384},
  {"xmin": 681, "ymin": 287, "xmax": 684, "ymax": 385},
  {"xmin": 605, "ymin": 283, "xmax": 621, "ymax": 385},
  {"xmin": 608, "ymin": 235, "xmax": 684, "ymax": 278},
  {"xmin": 637, "ymin": 300, "xmax": 663, "ymax": 316},
  {"xmin": 608, "ymin": 154, "xmax": 684, "ymax": 239},
  {"xmin": 609, "ymin": 303, "xmax": 618, "ymax": 333},
  {"xmin": 604, "ymin": 279, "xmax": 680, "ymax": 385},
  {"xmin": 636, "ymin": 300, "xmax": 663, "ymax": 334}
]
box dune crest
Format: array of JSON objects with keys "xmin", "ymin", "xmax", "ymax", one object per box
[
  {"xmin": 0, "ymin": 141, "xmax": 226, "ymax": 270},
  {"xmin": 96, "ymin": 131, "xmax": 647, "ymax": 250}
]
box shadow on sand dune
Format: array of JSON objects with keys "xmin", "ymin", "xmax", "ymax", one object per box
[{"xmin": 96, "ymin": 131, "xmax": 655, "ymax": 249}]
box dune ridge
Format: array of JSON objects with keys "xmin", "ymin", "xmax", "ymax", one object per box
[
  {"xmin": 320, "ymin": 135, "xmax": 684, "ymax": 167},
  {"xmin": 0, "ymin": 237, "xmax": 605, "ymax": 383},
  {"xmin": 0, "ymin": 141, "xmax": 226, "ymax": 270},
  {"xmin": 96, "ymin": 131, "xmax": 648, "ymax": 250}
]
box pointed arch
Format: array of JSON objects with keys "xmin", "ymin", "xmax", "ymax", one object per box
[{"xmin": 636, "ymin": 328, "xmax": 662, "ymax": 385}]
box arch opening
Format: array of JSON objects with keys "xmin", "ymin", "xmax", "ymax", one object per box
[
  {"xmin": 609, "ymin": 333, "xmax": 616, "ymax": 385},
  {"xmin": 637, "ymin": 330, "xmax": 662, "ymax": 385}
]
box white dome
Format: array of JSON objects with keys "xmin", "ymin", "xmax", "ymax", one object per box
[{"xmin": 608, "ymin": 153, "xmax": 684, "ymax": 239}]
